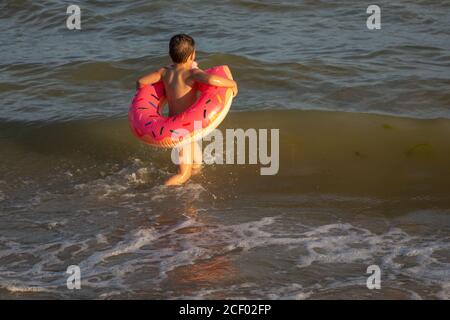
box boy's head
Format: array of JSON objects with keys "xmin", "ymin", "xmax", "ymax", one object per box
[{"xmin": 169, "ymin": 34, "xmax": 196, "ymax": 64}]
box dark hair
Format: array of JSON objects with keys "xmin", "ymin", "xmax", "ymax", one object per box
[{"xmin": 169, "ymin": 34, "xmax": 195, "ymax": 63}]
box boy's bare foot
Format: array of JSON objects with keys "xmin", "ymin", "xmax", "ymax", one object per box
[
  {"xmin": 165, "ymin": 165, "xmax": 201, "ymax": 185},
  {"xmin": 164, "ymin": 162, "xmax": 192, "ymax": 186},
  {"xmin": 164, "ymin": 174, "xmax": 187, "ymax": 186},
  {"xmin": 192, "ymin": 164, "xmax": 202, "ymax": 175}
]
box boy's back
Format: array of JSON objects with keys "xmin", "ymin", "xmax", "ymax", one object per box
[{"xmin": 162, "ymin": 65, "xmax": 197, "ymax": 117}]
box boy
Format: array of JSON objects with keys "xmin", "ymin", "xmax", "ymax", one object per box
[{"xmin": 137, "ymin": 34, "xmax": 238, "ymax": 186}]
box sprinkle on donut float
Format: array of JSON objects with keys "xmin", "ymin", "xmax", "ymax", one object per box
[{"xmin": 128, "ymin": 65, "xmax": 234, "ymax": 148}]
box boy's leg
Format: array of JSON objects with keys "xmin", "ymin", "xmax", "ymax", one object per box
[
  {"xmin": 192, "ymin": 140, "xmax": 203, "ymax": 174},
  {"xmin": 164, "ymin": 144, "xmax": 193, "ymax": 186}
]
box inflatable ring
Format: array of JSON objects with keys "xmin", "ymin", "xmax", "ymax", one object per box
[{"xmin": 128, "ymin": 65, "xmax": 234, "ymax": 148}]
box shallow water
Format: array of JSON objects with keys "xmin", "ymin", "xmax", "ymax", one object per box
[{"xmin": 0, "ymin": 0, "xmax": 449, "ymax": 299}]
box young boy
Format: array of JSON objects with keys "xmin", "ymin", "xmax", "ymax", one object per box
[{"xmin": 137, "ymin": 34, "xmax": 238, "ymax": 186}]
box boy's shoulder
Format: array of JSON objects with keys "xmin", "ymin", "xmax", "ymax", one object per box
[{"xmin": 189, "ymin": 67, "xmax": 205, "ymax": 78}]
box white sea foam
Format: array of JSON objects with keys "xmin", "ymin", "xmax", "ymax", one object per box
[
  {"xmin": 1, "ymin": 210, "xmax": 449, "ymax": 299},
  {"xmin": 96, "ymin": 234, "xmax": 108, "ymax": 244},
  {"xmin": 436, "ymin": 282, "xmax": 450, "ymax": 300},
  {"xmin": 73, "ymin": 158, "xmax": 164, "ymax": 199},
  {"xmin": 152, "ymin": 216, "xmax": 450, "ymax": 299},
  {"xmin": 5, "ymin": 285, "xmax": 47, "ymax": 293},
  {"xmin": 99, "ymin": 228, "xmax": 157, "ymax": 260}
]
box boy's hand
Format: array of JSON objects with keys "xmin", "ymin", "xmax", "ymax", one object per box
[
  {"xmin": 191, "ymin": 70, "xmax": 238, "ymax": 97},
  {"xmin": 137, "ymin": 68, "xmax": 166, "ymax": 87},
  {"xmin": 231, "ymin": 83, "xmax": 238, "ymax": 97}
]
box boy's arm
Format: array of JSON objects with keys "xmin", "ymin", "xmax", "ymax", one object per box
[
  {"xmin": 191, "ymin": 69, "xmax": 238, "ymax": 97},
  {"xmin": 136, "ymin": 68, "xmax": 166, "ymax": 89}
]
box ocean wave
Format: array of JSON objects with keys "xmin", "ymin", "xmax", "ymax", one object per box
[{"xmin": 1, "ymin": 109, "xmax": 450, "ymax": 198}]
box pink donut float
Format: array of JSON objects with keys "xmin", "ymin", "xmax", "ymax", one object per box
[{"xmin": 128, "ymin": 65, "xmax": 234, "ymax": 148}]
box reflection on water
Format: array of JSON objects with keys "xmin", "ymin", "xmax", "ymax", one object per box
[{"xmin": 159, "ymin": 204, "xmax": 237, "ymax": 298}]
